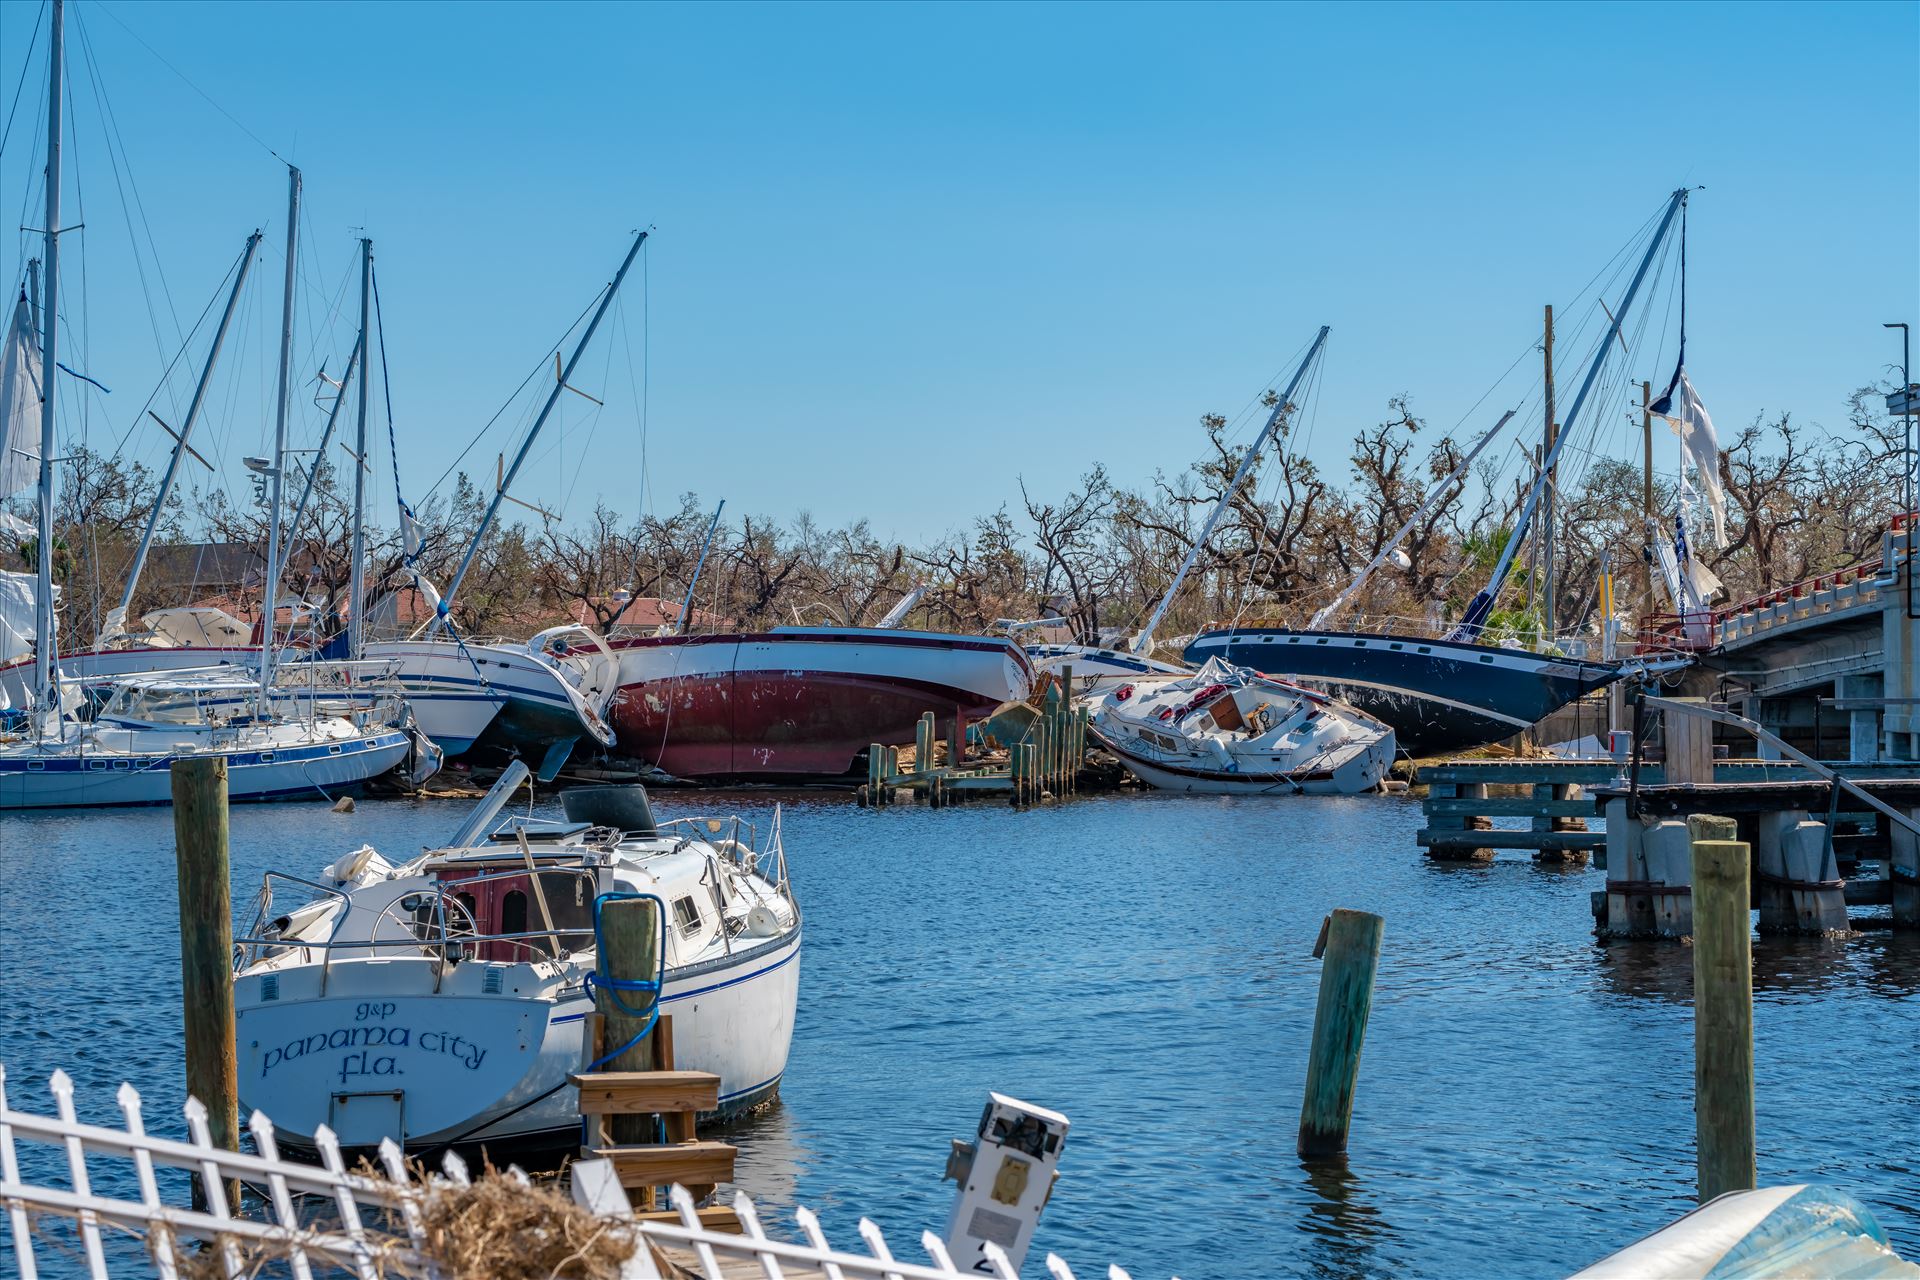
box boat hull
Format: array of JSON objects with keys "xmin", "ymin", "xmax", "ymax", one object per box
[
  {"xmin": 0, "ymin": 731, "xmax": 414, "ymax": 809},
  {"xmin": 1090, "ymin": 725, "xmax": 1393, "ymax": 795},
  {"xmin": 609, "ymin": 629, "xmax": 1032, "ymax": 781},
  {"xmin": 1183, "ymin": 629, "xmax": 1621, "ymax": 755},
  {"xmin": 1027, "ymin": 644, "xmax": 1187, "ymax": 700},
  {"xmin": 363, "ymin": 640, "xmax": 613, "ymax": 766},
  {"xmin": 234, "ymin": 930, "xmax": 802, "ymax": 1152},
  {"xmin": 0, "ymin": 645, "xmax": 258, "ymax": 707}
]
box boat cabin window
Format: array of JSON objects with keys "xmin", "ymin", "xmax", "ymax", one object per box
[
  {"xmin": 673, "ymin": 895, "xmax": 703, "ymax": 939},
  {"xmin": 430, "ymin": 866, "xmax": 595, "ymax": 962},
  {"xmin": 501, "ymin": 890, "xmax": 529, "ymax": 939}
]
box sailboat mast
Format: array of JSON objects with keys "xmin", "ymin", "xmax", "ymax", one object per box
[
  {"xmin": 1541, "ymin": 303, "xmax": 1557, "ymax": 640},
  {"xmin": 1454, "ymin": 187, "xmax": 1688, "ymax": 642},
  {"xmin": 259, "ymin": 166, "xmax": 302, "ymax": 704},
  {"xmin": 348, "ymin": 238, "xmax": 371, "ymax": 659},
  {"xmin": 32, "ymin": 0, "xmax": 64, "ymax": 718},
  {"xmin": 282, "ymin": 335, "xmax": 361, "ymax": 552},
  {"xmin": 672, "ymin": 499, "xmax": 725, "ymax": 635},
  {"xmin": 1131, "ymin": 325, "xmax": 1329, "ymax": 657},
  {"xmin": 432, "ymin": 229, "xmax": 648, "ymax": 634},
  {"xmin": 1307, "ymin": 410, "xmax": 1516, "ymax": 631},
  {"xmin": 119, "ymin": 231, "xmax": 263, "ymax": 622}
]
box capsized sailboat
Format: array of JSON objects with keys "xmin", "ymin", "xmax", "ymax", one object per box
[
  {"xmin": 362, "ymin": 236, "xmax": 645, "ymax": 779},
  {"xmin": 1028, "ymin": 328, "xmax": 1331, "ymax": 701},
  {"xmin": 1189, "ymin": 189, "xmax": 1698, "ymax": 756},
  {"xmin": 231, "ymin": 768, "xmax": 801, "ymax": 1153},
  {"xmin": 1087, "ymin": 657, "xmax": 1395, "ymax": 794}
]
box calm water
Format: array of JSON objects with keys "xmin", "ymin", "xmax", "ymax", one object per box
[{"xmin": 2, "ymin": 790, "xmax": 1916, "ymax": 1278}]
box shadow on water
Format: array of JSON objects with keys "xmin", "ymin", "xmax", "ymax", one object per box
[
  {"xmin": 1295, "ymin": 1155, "xmax": 1396, "ymax": 1280},
  {"xmin": 1594, "ymin": 929, "xmax": 1920, "ymax": 1005}
]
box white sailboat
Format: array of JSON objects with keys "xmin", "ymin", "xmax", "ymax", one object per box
[
  {"xmin": 0, "ymin": 36, "xmax": 431, "ymax": 808},
  {"xmin": 232, "ymin": 767, "xmax": 801, "ymax": 1152},
  {"xmin": 1087, "ymin": 657, "xmax": 1395, "ymax": 795}
]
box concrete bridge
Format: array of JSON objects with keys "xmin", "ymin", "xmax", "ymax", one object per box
[{"xmin": 1642, "ymin": 514, "xmax": 1916, "ymax": 763}]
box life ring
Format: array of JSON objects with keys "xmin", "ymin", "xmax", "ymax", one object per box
[{"xmin": 1115, "ymin": 684, "xmax": 1135, "ymax": 702}]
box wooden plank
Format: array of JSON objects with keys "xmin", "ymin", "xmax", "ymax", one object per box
[
  {"xmin": 631, "ymin": 1205, "xmax": 744, "ymax": 1233},
  {"xmin": 1424, "ymin": 798, "xmax": 1593, "ymax": 817},
  {"xmin": 1417, "ymin": 761, "xmax": 1626, "ymax": 785},
  {"xmin": 591, "ymin": 1141, "xmax": 737, "ymax": 1189},
  {"xmin": 1417, "ymin": 829, "xmax": 1604, "ymax": 850},
  {"xmin": 571, "ymin": 1071, "xmax": 720, "ymax": 1116}
]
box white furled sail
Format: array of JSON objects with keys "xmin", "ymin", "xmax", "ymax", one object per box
[
  {"xmin": 1658, "ymin": 370, "xmax": 1725, "ymax": 547},
  {"xmin": 0, "ymin": 568, "xmax": 39, "ymax": 665},
  {"xmin": 0, "ymin": 291, "xmax": 44, "ymax": 499}
]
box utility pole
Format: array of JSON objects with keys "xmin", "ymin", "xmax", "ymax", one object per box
[{"xmin": 1542, "ymin": 304, "xmax": 1557, "ymax": 642}]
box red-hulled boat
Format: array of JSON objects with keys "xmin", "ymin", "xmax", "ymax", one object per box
[{"xmin": 607, "ymin": 627, "xmax": 1033, "ymax": 782}]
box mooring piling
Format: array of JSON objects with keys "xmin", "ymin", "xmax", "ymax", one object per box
[
  {"xmin": 1689, "ymin": 813, "xmax": 1756, "ymax": 1203},
  {"xmin": 1298, "ymin": 908, "xmax": 1384, "ymax": 1159},
  {"xmin": 596, "ymin": 895, "xmax": 662, "ymax": 1144},
  {"xmin": 171, "ymin": 756, "xmax": 238, "ymax": 1210}
]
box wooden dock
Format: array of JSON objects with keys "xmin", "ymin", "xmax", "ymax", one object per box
[
  {"xmin": 859, "ymin": 692, "xmax": 1090, "ymax": 808},
  {"xmin": 1418, "ymin": 757, "xmax": 1920, "ymax": 865}
]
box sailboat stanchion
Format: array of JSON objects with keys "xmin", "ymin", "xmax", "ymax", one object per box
[
  {"xmin": 170, "ymin": 756, "xmax": 238, "ymax": 1211},
  {"xmin": 1298, "ymin": 908, "xmax": 1385, "ymax": 1160}
]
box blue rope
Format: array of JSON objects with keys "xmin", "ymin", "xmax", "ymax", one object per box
[{"xmin": 581, "ymin": 891, "xmax": 666, "ymax": 1070}]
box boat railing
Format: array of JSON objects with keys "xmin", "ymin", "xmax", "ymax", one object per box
[
  {"xmin": 236, "ymin": 865, "xmax": 601, "ymax": 993},
  {"xmin": 655, "ymin": 813, "xmax": 791, "ymax": 895}
]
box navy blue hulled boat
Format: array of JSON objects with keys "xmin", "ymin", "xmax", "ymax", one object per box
[
  {"xmin": 1183, "ymin": 188, "xmax": 1698, "ymax": 756},
  {"xmin": 1180, "ymin": 629, "xmax": 1620, "ymax": 755}
]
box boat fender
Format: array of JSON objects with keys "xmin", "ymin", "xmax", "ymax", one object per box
[
  {"xmin": 1115, "ymin": 684, "xmax": 1135, "ymax": 702},
  {"xmin": 1207, "ymin": 738, "xmax": 1234, "ymax": 768}
]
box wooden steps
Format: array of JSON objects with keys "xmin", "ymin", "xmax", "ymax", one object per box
[{"xmin": 574, "ymin": 1013, "xmax": 736, "ymax": 1208}]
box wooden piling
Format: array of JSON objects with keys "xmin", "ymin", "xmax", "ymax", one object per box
[
  {"xmin": 172, "ymin": 757, "xmax": 238, "ymax": 1211},
  {"xmin": 1665, "ymin": 700, "xmax": 1714, "ymax": 785},
  {"xmin": 1297, "ymin": 908, "xmax": 1384, "ymax": 1159},
  {"xmin": 1689, "ymin": 813, "xmax": 1755, "ymax": 1203},
  {"xmin": 596, "ymin": 896, "xmax": 662, "ymax": 1144},
  {"xmin": 950, "ymin": 712, "xmax": 966, "ymax": 771},
  {"xmin": 1893, "ymin": 805, "xmax": 1920, "ymax": 929},
  {"xmin": 916, "ymin": 712, "xmax": 936, "ymax": 775}
]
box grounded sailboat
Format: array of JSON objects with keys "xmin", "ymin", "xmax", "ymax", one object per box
[
  {"xmin": 1187, "ymin": 190, "xmax": 1697, "ymax": 756},
  {"xmin": 361, "ymin": 237, "xmax": 643, "ymax": 780},
  {"xmin": 608, "ymin": 626, "xmax": 1032, "ymax": 782},
  {"xmin": 1028, "ymin": 327, "xmax": 1331, "ymax": 701},
  {"xmin": 1089, "ymin": 657, "xmax": 1394, "ymax": 795}
]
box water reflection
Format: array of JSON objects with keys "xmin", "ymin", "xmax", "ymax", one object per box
[
  {"xmin": 1296, "ymin": 1156, "xmax": 1396, "ymax": 1279},
  {"xmin": 1593, "ymin": 930, "xmax": 1920, "ymax": 1005}
]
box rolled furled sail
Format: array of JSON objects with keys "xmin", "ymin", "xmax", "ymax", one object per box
[
  {"xmin": 1656, "ymin": 369, "xmax": 1725, "ymax": 547},
  {"xmin": 0, "ymin": 568, "xmax": 57, "ymax": 667},
  {"xmin": 0, "ymin": 291, "xmax": 44, "ymax": 499}
]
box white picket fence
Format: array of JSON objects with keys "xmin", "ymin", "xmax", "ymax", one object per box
[{"xmin": 0, "ymin": 1064, "xmax": 1145, "ymax": 1280}]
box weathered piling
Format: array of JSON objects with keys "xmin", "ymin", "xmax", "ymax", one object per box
[
  {"xmin": 1297, "ymin": 908, "xmax": 1384, "ymax": 1159},
  {"xmin": 1754, "ymin": 809, "xmax": 1847, "ymax": 936},
  {"xmin": 1666, "ymin": 699, "xmax": 1714, "ymax": 785},
  {"xmin": 596, "ymin": 896, "xmax": 662, "ymax": 1144},
  {"xmin": 1689, "ymin": 814, "xmax": 1755, "ymax": 1203},
  {"xmin": 1894, "ymin": 806, "xmax": 1920, "ymax": 929},
  {"xmin": 916, "ymin": 712, "xmax": 936, "ymax": 773},
  {"xmin": 171, "ymin": 757, "xmax": 237, "ymax": 1210}
]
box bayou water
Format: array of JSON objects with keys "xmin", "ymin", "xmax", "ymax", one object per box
[{"xmin": 2, "ymin": 790, "xmax": 1916, "ymax": 1278}]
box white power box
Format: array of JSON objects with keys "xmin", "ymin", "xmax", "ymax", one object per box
[{"xmin": 942, "ymin": 1092, "xmax": 1069, "ymax": 1275}]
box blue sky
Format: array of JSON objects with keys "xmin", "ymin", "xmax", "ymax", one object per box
[{"xmin": 3, "ymin": 0, "xmax": 1915, "ymax": 545}]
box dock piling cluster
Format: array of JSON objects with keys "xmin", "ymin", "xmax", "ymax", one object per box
[{"xmin": 859, "ymin": 679, "xmax": 1090, "ymax": 809}]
